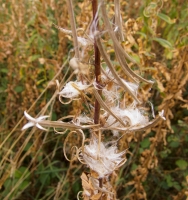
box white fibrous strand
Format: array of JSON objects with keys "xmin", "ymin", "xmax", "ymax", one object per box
[
  {"xmin": 105, "ymin": 107, "xmax": 148, "ymax": 128},
  {"xmin": 102, "ymin": 88, "xmax": 119, "ymax": 104},
  {"xmin": 69, "ymin": 57, "xmax": 89, "ymax": 75},
  {"xmin": 101, "ymin": 67, "xmax": 115, "ymax": 81},
  {"xmin": 89, "ymin": 6, "xmax": 100, "ymax": 41},
  {"xmin": 82, "ymin": 139, "xmax": 126, "ymax": 178},
  {"xmin": 77, "ymin": 36, "xmax": 93, "ymax": 47},
  {"xmin": 83, "ymin": 189, "xmax": 91, "ymax": 197},
  {"xmin": 53, "ymin": 25, "xmax": 93, "ymax": 47},
  {"xmin": 121, "ymin": 79, "xmax": 139, "ymax": 96},
  {"xmin": 118, "ymin": 107, "xmax": 148, "ymax": 126},
  {"xmin": 159, "ymin": 110, "xmax": 166, "ymax": 120},
  {"xmin": 22, "ymin": 111, "xmax": 49, "ymax": 131},
  {"xmin": 53, "ymin": 25, "xmax": 73, "ymax": 35},
  {"xmin": 111, "ymin": 130, "xmax": 119, "ymax": 137},
  {"xmin": 59, "ymin": 81, "xmax": 90, "ymax": 99},
  {"xmin": 73, "ymin": 115, "xmax": 93, "ymax": 125}
]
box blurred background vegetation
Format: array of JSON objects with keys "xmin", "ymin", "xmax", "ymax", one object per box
[{"xmin": 0, "ymin": 0, "xmax": 188, "ymax": 199}]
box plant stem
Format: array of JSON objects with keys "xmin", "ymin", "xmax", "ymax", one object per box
[
  {"xmin": 92, "ymin": 0, "xmax": 101, "ymax": 125},
  {"xmin": 114, "ymin": 0, "xmax": 124, "ymax": 41},
  {"xmin": 99, "ymin": 177, "xmax": 103, "ymax": 188},
  {"xmin": 66, "ymin": 0, "xmax": 79, "ymax": 59},
  {"xmin": 92, "ymin": 0, "xmax": 103, "ymax": 194}
]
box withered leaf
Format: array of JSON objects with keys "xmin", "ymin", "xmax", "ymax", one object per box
[
  {"xmin": 90, "ymin": 192, "xmax": 102, "ymax": 200},
  {"xmin": 81, "ymin": 173, "xmax": 91, "ymax": 190}
]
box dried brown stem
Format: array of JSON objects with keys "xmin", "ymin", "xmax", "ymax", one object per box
[
  {"xmin": 95, "ymin": 35, "xmax": 141, "ymax": 104},
  {"xmin": 66, "ymin": 0, "xmax": 79, "ymax": 58},
  {"xmin": 92, "ymin": 0, "xmax": 103, "ymax": 193},
  {"xmin": 92, "ymin": 0, "xmax": 101, "ymax": 125},
  {"xmin": 114, "ymin": 0, "xmax": 124, "ymax": 41},
  {"xmin": 101, "ymin": 2, "xmax": 154, "ymax": 85}
]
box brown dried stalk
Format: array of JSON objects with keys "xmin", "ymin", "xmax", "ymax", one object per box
[
  {"xmin": 114, "ymin": 0, "xmax": 124, "ymax": 41},
  {"xmin": 95, "ymin": 34, "xmax": 141, "ymax": 104},
  {"xmin": 100, "ymin": 2, "xmax": 154, "ymax": 85},
  {"xmin": 92, "ymin": 0, "xmax": 101, "ymax": 126},
  {"xmin": 66, "ymin": 0, "xmax": 79, "ymax": 58},
  {"xmin": 93, "ymin": 88, "xmax": 127, "ymax": 127},
  {"xmin": 92, "ymin": 0, "xmax": 104, "ymax": 192}
]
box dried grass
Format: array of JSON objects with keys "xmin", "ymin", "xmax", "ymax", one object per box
[{"xmin": 0, "ymin": 0, "xmax": 188, "ymax": 199}]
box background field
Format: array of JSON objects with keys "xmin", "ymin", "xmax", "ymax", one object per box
[{"xmin": 0, "ymin": 0, "xmax": 188, "ymax": 199}]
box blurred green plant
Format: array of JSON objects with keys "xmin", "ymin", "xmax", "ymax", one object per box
[{"xmin": 0, "ymin": 0, "xmax": 188, "ymax": 199}]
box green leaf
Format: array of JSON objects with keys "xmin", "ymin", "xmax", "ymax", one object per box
[
  {"xmin": 160, "ymin": 148, "xmax": 171, "ymax": 158},
  {"xmin": 48, "ymin": 68, "xmax": 55, "ymax": 80},
  {"xmin": 143, "ymin": 2, "xmax": 157, "ymax": 17},
  {"xmin": 18, "ymin": 180, "xmax": 30, "ymax": 191},
  {"xmin": 152, "ymin": 37, "xmax": 173, "ymax": 49},
  {"xmin": 139, "ymin": 147, "xmax": 144, "ymax": 154},
  {"xmin": 52, "ymin": 111, "xmax": 57, "ymax": 121},
  {"xmin": 14, "ymin": 167, "xmax": 30, "ymax": 180},
  {"xmin": 131, "ymin": 163, "xmax": 138, "ymax": 171},
  {"xmin": 45, "ymin": 188, "xmax": 55, "ymax": 197},
  {"xmin": 130, "ymin": 54, "xmax": 140, "ymax": 63},
  {"xmin": 15, "ymin": 86, "xmax": 24, "ymax": 93},
  {"xmin": 28, "ymin": 54, "xmax": 40, "ymax": 63},
  {"xmin": 140, "ymin": 138, "xmax": 150, "ymax": 149},
  {"xmin": 175, "ymin": 159, "xmax": 188, "ymax": 170},
  {"xmin": 24, "ymin": 142, "xmax": 32, "ymax": 151},
  {"xmin": 26, "ymin": 14, "xmax": 36, "ymax": 27},
  {"xmin": 185, "ymin": 135, "xmax": 188, "ymax": 142},
  {"xmin": 37, "ymin": 36, "xmax": 45, "ymax": 52},
  {"xmin": 37, "ymin": 78, "xmax": 46, "ymax": 85},
  {"xmin": 26, "ymin": 31, "xmax": 37, "ymax": 47},
  {"xmin": 1, "ymin": 68, "xmax": 8, "ymax": 73},
  {"xmin": 136, "ymin": 31, "xmax": 147, "ymax": 38},
  {"xmin": 173, "ymin": 181, "xmax": 181, "ymax": 191},
  {"xmin": 178, "ymin": 120, "xmax": 188, "ymax": 128},
  {"xmin": 166, "ymin": 174, "xmax": 173, "ymax": 187},
  {"xmin": 39, "ymin": 173, "xmax": 50, "ymax": 185},
  {"xmin": 169, "ymin": 141, "xmax": 180, "ymax": 148},
  {"xmin": 158, "ymin": 13, "xmax": 176, "ymax": 24}
]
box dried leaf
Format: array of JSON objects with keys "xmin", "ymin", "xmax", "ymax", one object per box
[{"xmin": 91, "ymin": 193, "xmax": 102, "ymax": 200}]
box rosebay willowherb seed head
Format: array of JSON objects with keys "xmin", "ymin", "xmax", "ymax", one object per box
[{"xmin": 82, "ymin": 139, "xmax": 126, "ymax": 178}]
